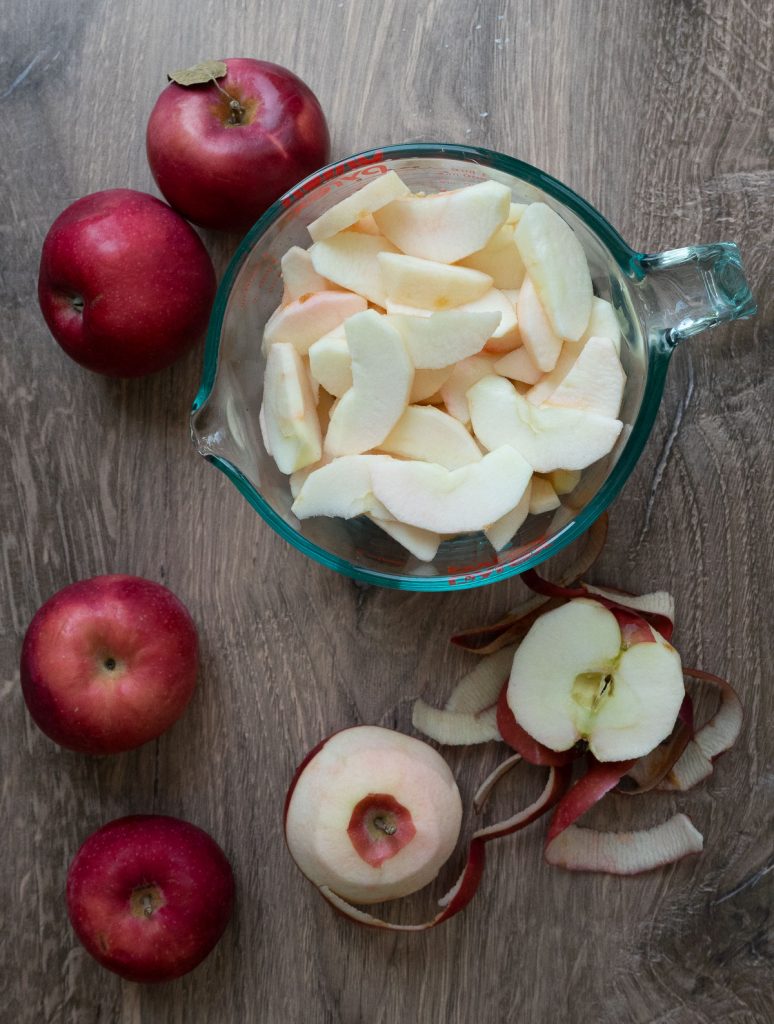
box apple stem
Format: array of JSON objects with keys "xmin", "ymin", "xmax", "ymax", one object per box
[
  {"xmin": 207, "ymin": 74, "xmax": 245, "ymax": 124},
  {"xmin": 71, "ymin": 295, "xmax": 84, "ymax": 313},
  {"xmin": 143, "ymin": 894, "xmax": 153, "ymax": 917},
  {"xmin": 373, "ymin": 816, "xmax": 397, "ymax": 836}
]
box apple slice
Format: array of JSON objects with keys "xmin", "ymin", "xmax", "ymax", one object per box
[
  {"xmin": 308, "ymin": 328, "xmax": 351, "ymax": 397},
  {"xmin": 456, "ymin": 224, "xmax": 526, "ymax": 289},
  {"xmin": 258, "ymin": 404, "xmax": 272, "ymax": 455},
  {"xmin": 452, "ymin": 289, "xmax": 520, "ymax": 354},
  {"xmin": 370, "ymin": 445, "xmax": 532, "ymax": 534},
  {"xmin": 507, "ymin": 598, "xmax": 685, "ymax": 761},
  {"xmin": 581, "ymin": 297, "xmax": 621, "ymax": 354},
  {"xmin": 410, "ymin": 367, "xmax": 453, "ymax": 402},
  {"xmin": 513, "ymin": 203, "xmax": 592, "ymax": 341},
  {"xmin": 369, "ymin": 515, "xmax": 441, "ymax": 562},
  {"xmin": 324, "ymin": 311, "xmax": 413, "ymax": 456},
  {"xmin": 284, "ymin": 726, "xmax": 463, "ymax": 904},
  {"xmin": 517, "ymin": 276, "xmax": 562, "ymax": 371},
  {"xmin": 440, "ymin": 354, "xmax": 500, "ymax": 423},
  {"xmin": 468, "ymin": 375, "xmax": 622, "ymax": 472},
  {"xmin": 262, "ymin": 343, "xmax": 322, "ymax": 473},
  {"xmin": 544, "ymin": 335, "xmax": 626, "ymax": 418},
  {"xmin": 529, "ymin": 476, "xmax": 560, "ymax": 514},
  {"xmin": 385, "ymin": 300, "xmax": 432, "ymax": 317},
  {"xmin": 485, "ymin": 481, "xmax": 531, "ymax": 551},
  {"xmin": 307, "ymin": 170, "xmax": 410, "ymax": 242},
  {"xmin": 280, "ymin": 246, "xmax": 332, "ymax": 302},
  {"xmin": 291, "ymin": 454, "xmax": 392, "ymax": 520},
  {"xmin": 263, "ymin": 290, "xmax": 367, "ymax": 355},
  {"xmin": 310, "ymin": 232, "xmax": 399, "ymax": 306},
  {"xmin": 494, "ymin": 347, "xmax": 541, "ymax": 385},
  {"xmin": 380, "ymin": 406, "xmax": 483, "ymax": 470},
  {"xmin": 378, "ymin": 252, "xmax": 493, "ymax": 310},
  {"xmin": 351, "ymin": 214, "xmax": 382, "ymax": 235},
  {"xmin": 389, "ymin": 310, "xmax": 501, "ymax": 369},
  {"xmin": 549, "ymin": 469, "xmax": 581, "ymax": 495},
  {"xmin": 373, "ymin": 180, "xmax": 511, "ymax": 263}
]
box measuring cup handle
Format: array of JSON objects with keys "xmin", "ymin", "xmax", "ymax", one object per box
[{"xmin": 634, "ymin": 243, "xmax": 757, "ymax": 346}]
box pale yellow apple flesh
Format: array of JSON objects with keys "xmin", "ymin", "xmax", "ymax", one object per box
[
  {"xmin": 310, "ymin": 233, "xmax": 400, "ymax": 306},
  {"xmin": 262, "ymin": 343, "xmax": 322, "ymax": 474},
  {"xmin": 263, "ymin": 290, "xmax": 367, "ymax": 355},
  {"xmin": 544, "ymin": 335, "xmax": 626, "ymax": 418},
  {"xmin": 280, "ymin": 246, "xmax": 332, "ymax": 302},
  {"xmin": 517, "ymin": 276, "xmax": 562, "ymax": 371},
  {"xmin": 495, "ymin": 346, "xmax": 542, "ymax": 385},
  {"xmin": 308, "ymin": 170, "xmax": 411, "ymax": 242},
  {"xmin": 380, "ymin": 405, "xmax": 483, "ymax": 470},
  {"xmin": 389, "ymin": 309, "xmax": 501, "ymax": 368},
  {"xmin": 378, "ymin": 252, "xmax": 493, "ymax": 310},
  {"xmin": 456, "ymin": 224, "xmax": 526, "ymax": 289}
]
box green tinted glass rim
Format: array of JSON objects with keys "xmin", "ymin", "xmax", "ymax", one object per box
[{"xmin": 192, "ymin": 143, "xmax": 669, "ymax": 592}]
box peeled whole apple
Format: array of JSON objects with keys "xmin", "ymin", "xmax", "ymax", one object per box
[
  {"xmin": 37, "ymin": 189, "xmax": 216, "ymax": 377},
  {"xmin": 147, "ymin": 58, "xmax": 330, "ymax": 233},
  {"xmin": 284, "ymin": 726, "xmax": 463, "ymax": 904}
]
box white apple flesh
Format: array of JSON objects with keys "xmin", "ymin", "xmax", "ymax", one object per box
[
  {"xmin": 263, "ymin": 290, "xmax": 366, "ymax": 354},
  {"xmin": 280, "ymin": 246, "xmax": 332, "ymax": 302},
  {"xmin": 310, "ymin": 233, "xmax": 399, "ymax": 306},
  {"xmin": 308, "ymin": 328, "xmax": 351, "ymax": 397},
  {"xmin": 544, "ymin": 335, "xmax": 625, "ymax": 418},
  {"xmin": 389, "ymin": 310, "xmax": 501, "ymax": 369},
  {"xmin": 378, "ymin": 252, "xmax": 493, "ymax": 310},
  {"xmin": 440, "ymin": 354, "xmax": 500, "ymax": 423},
  {"xmin": 457, "ymin": 224, "xmax": 526, "ymax": 289},
  {"xmin": 409, "ymin": 367, "xmax": 453, "ymax": 403},
  {"xmin": 380, "ymin": 406, "xmax": 483, "ymax": 470},
  {"xmin": 262, "ymin": 343, "xmax": 322, "ymax": 473},
  {"xmin": 507, "ymin": 598, "xmax": 685, "ymax": 761},
  {"xmin": 517, "ymin": 276, "xmax": 562, "ymax": 371},
  {"xmin": 284, "ymin": 726, "xmax": 463, "ymax": 904},
  {"xmin": 308, "ymin": 170, "xmax": 410, "ymax": 242},
  {"xmin": 368, "ymin": 516, "xmax": 441, "ymax": 562},
  {"xmin": 495, "ymin": 347, "xmax": 542, "ymax": 385},
  {"xmin": 291, "ymin": 455, "xmax": 391, "ymax": 520}
]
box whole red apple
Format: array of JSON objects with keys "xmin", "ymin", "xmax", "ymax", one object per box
[
  {"xmin": 37, "ymin": 189, "xmax": 216, "ymax": 377},
  {"xmin": 146, "ymin": 58, "xmax": 330, "ymax": 232},
  {"xmin": 66, "ymin": 815, "xmax": 235, "ymax": 982},
  {"xmin": 20, "ymin": 575, "xmax": 198, "ymax": 754}
]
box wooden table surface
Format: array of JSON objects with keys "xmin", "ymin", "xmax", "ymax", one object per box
[{"xmin": 2, "ymin": 1, "xmax": 772, "ymax": 1021}]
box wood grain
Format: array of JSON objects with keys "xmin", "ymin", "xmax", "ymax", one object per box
[{"xmin": 1, "ymin": 1, "xmax": 772, "ymax": 1021}]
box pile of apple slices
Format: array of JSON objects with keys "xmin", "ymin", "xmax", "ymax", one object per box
[
  {"xmin": 414, "ymin": 573, "xmax": 743, "ymax": 876},
  {"xmin": 260, "ymin": 171, "xmax": 627, "ymax": 561}
]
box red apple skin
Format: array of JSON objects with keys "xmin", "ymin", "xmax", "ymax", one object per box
[
  {"xmin": 66, "ymin": 815, "xmax": 235, "ymax": 982},
  {"xmin": 37, "ymin": 189, "xmax": 216, "ymax": 377},
  {"xmin": 20, "ymin": 575, "xmax": 198, "ymax": 754},
  {"xmin": 146, "ymin": 58, "xmax": 330, "ymax": 232}
]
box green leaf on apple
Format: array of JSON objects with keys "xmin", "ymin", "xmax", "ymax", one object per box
[{"xmin": 167, "ymin": 61, "xmax": 228, "ymax": 87}]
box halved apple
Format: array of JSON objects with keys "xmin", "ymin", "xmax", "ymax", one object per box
[
  {"xmin": 308, "ymin": 328, "xmax": 351, "ymax": 397},
  {"xmin": 308, "ymin": 170, "xmax": 410, "ymax": 242},
  {"xmin": 373, "ymin": 180, "xmax": 511, "ymax": 263},
  {"xmin": 369, "ymin": 515, "xmax": 442, "ymax": 562},
  {"xmin": 494, "ymin": 347, "xmax": 542, "ymax": 385},
  {"xmin": 263, "ymin": 290, "xmax": 367, "ymax": 355},
  {"xmin": 456, "ymin": 224, "xmax": 526, "ymax": 289},
  {"xmin": 262, "ymin": 343, "xmax": 322, "ymax": 473},
  {"xmin": 370, "ymin": 445, "xmax": 532, "ymax": 534},
  {"xmin": 310, "ymin": 233, "xmax": 400, "ymax": 306},
  {"xmin": 507, "ymin": 598, "xmax": 685, "ymax": 761},
  {"xmin": 378, "ymin": 252, "xmax": 493, "ymax": 310},
  {"xmin": 545, "ymin": 335, "xmax": 626, "ymax": 418},
  {"xmin": 291, "ymin": 454, "xmax": 391, "ymax": 520},
  {"xmin": 513, "ymin": 203, "xmax": 592, "ymax": 342},
  {"xmin": 280, "ymin": 246, "xmax": 332, "ymax": 303},
  {"xmin": 380, "ymin": 406, "xmax": 483, "ymax": 470},
  {"xmin": 324, "ymin": 311, "xmax": 413, "ymax": 456},
  {"xmin": 468, "ymin": 375, "xmax": 622, "ymax": 472},
  {"xmin": 284, "ymin": 726, "xmax": 463, "ymax": 904},
  {"xmin": 517, "ymin": 276, "xmax": 562, "ymax": 371},
  {"xmin": 410, "ymin": 367, "xmax": 454, "ymax": 403},
  {"xmin": 440, "ymin": 354, "xmax": 500, "ymax": 423},
  {"xmin": 484, "ymin": 480, "xmax": 531, "ymax": 551},
  {"xmin": 389, "ymin": 310, "xmax": 501, "ymax": 368}
]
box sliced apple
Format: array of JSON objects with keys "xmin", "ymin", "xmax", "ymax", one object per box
[
  {"xmin": 440, "ymin": 354, "xmax": 500, "ymax": 423},
  {"xmin": 291, "ymin": 454, "xmax": 392, "ymax": 520},
  {"xmin": 582, "ymin": 297, "xmax": 621, "ymax": 354},
  {"xmin": 281, "ymin": 246, "xmax": 332, "ymax": 302},
  {"xmin": 410, "ymin": 367, "xmax": 453, "ymax": 402},
  {"xmin": 485, "ymin": 481, "xmax": 531, "ymax": 551},
  {"xmin": 284, "ymin": 726, "xmax": 463, "ymax": 904},
  {"xmin": 258, "ymin": 404, "xmax": 272, "ymax": 455},
  {"xmin": 369, "ymin": 516, "xmax": 441, "ymax": 562},
  {"xmin": 457, "ymin": 224, "xmax": 526, "ymax": 289},
  {"xmin": 370, "ymin": 445, "xmax": 532, "ymax": 534},
  {"xmin": 513, "ymin": 203, "xmax": 592, "ymax": 341},
  {"xmin": 517, "ymin": 276, "xmax": 562, "ymax": 371},
  {"xmin": 389, "ymin": 310, "xmax": 501, "ymax": 369},
  {"xmin": 506, "ymin": 202, "xmax": 528, "ymax": 225},
  {"xmin": 529, "ymin": 476, "xmax": 561, "ymax": 514},
  {"xmin": 373, "ymin": 180, "xmax": 511, "ymax": 263},
  {"xmin": 468, "ymin": 375, "xmax": 622, "ymax": 472},
  {"xmin": 385, "ymin": 300, "xmax": 432, "ymax": 317},
  {"xmin": 380, "ymin": 406, "xmax": 483, "ymax": 470},
  {"xmin": 324, "ymin": 311, "xmax": 413, "ymax": 456},
  {"xmin": 262, "ymin": 343, "xmax": 322, "ymax": 473},
  {"xmin": 310, "ymin": 232, "xmax": 399, "ymax": 306},
  {"xmin": 507, "ymin": 598, "xmax": 685, "ymax": 761},
  {"xmin": 307, "ymin": 171, "xmax": 410, "ymax": 242},
  {"xmin": 451, "ymin": 288, "xmax": 520, "ymax": 354},
  {"xmin": 494, "ymin": 347, "xmax": 541, "ymax": 385},
  {"xmin": 545, "ymin": 335, "xmax": 626, "ymax": 418},
  {"xmin": 549, "ymin": 469, "xmax": 581, "ymax": 495},
  {"xmin": 378, "ymin": 252, "xmax": 493, "ymax": 310},
  {"xmin": 308, "ymin": 328, "xmax": 352, "ymax": 397},
  {"xmin": 351, "ymin": 213, "xmax": 382, "ymax": 235},
  {"xmin": 263, "ymin": 290, "xmax": 367, "ymax": 355}
]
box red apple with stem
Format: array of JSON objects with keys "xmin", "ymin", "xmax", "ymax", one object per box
[
  {"xmin": 66, "ymin": 815, "xmax": 234, "ymax": 982},
  {"xmin": 146, "ymin": 58, "xmax": 330, "ymax": 233},
  {"xmin": 38, "ymin": 189, "xmax": 216, "ymax": 377},
  {"xmin": 20, "ymin": 575, "xmax": 198, "ymax": 754}
]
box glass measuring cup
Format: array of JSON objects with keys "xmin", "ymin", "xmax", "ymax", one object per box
[{"xmin": 191, "ymin": 143, "xmax": 756, "ymax": 591}]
